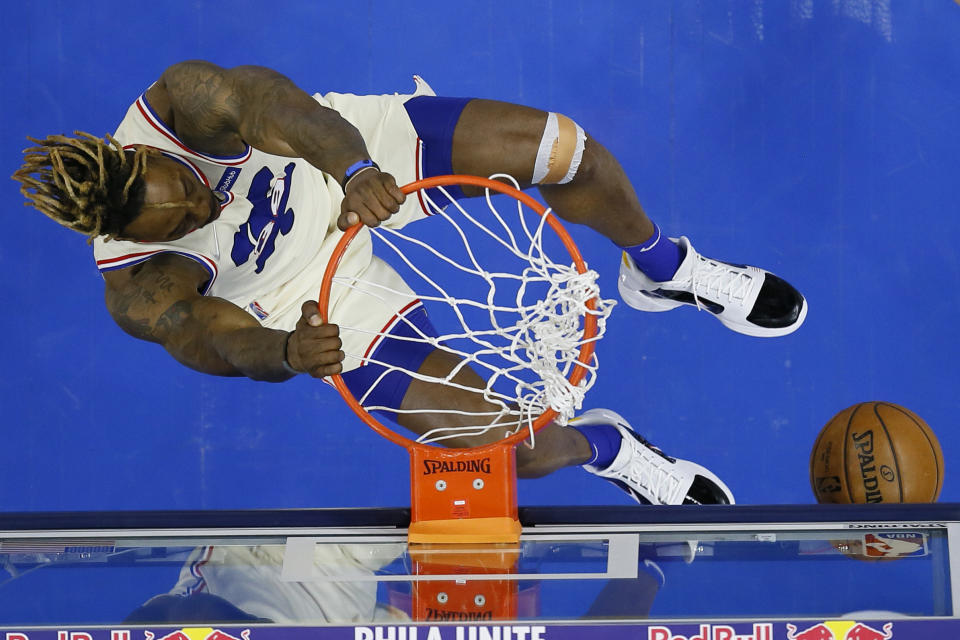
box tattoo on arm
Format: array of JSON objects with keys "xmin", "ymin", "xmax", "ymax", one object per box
[
  {"xmin": 104, "ymin": 256, "xmax": 285, "ymax": 379},
  {"xmin": 154, "ymin": 300, "xmax": 193, "ymax": 341},
  {"xmin": 104, "ymin": 258, "xmax": 203, "ymax": 343},
  {"xmin": 161, "ymin": 61, "xmax": 243, "ymax": 151},
  {"xmin": 164, "ymin": 62, "xmax": 304, "ymax": 140},
  {"xmin": 108, "ymin": 287, "xmax": 163, "ymax": 342},
  {"xmin": 162, "ymin": 60, "xmax": 368, "ymax": 169},
  {"xmin": 154, "ymin": 273, "xmax": 178, "ymax": 293}
]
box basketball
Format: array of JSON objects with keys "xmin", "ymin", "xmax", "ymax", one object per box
[{"xmin": 810, "ymin": 402, "xmax": 944, "ymax": 504}]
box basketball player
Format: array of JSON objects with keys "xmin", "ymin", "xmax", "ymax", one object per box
[{"xmin": 14, "ymin": 61, "xmax": 807, "ymax": 506}]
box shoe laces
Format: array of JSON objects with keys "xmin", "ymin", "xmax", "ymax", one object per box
[
  {"xmin": 623, "ymin": 434, "xmax": 688, "ymax": 505},
  {"xmin": 634, "ymin": 433, "xmax": 675, "ymax": 464},
  {"xmin": 686, "ymin": 255, "xmax": 755, "ymax": 311}
]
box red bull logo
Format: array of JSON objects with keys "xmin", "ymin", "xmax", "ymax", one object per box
[
  {"xmin": 647, "ymin": 623, "xmax": 772, "ymax": 640},
  {"xmin": 144, "ymin": 629, "xmax": 251, "ymax": 640},
  {"xmin": 786, "ymin": 620, "xmax": 893, "ymax": 640}
]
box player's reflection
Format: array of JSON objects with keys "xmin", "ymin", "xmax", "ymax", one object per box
[
  {"xmin": 126, "ymin": 593, "xmax": 269, "ymax": 624},
  {"xmin": 124, "ymin": 542, "xmax": 683, "ymax": 624},
  {"xmin": 125, "ymin": 544, "xmax": 410, "ymax": 624}
]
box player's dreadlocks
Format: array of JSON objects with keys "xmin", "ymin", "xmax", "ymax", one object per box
[{"xmin": 12, "ymin": 131, "xmax": 153, "ymax": 242}]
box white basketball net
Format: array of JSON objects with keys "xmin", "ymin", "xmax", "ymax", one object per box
[{"xmin": 333, "ymin": 175, "xmax": 616, "ymax": 446}]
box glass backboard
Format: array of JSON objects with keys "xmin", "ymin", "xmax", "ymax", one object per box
[{"xmin": 1, "ymin": 504, "xmax": 958, "ymax": 638}]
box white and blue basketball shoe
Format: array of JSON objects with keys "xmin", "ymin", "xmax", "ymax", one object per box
[
  {"xmin": 618, "ymin": 236, "xmax": 807, "ymax": 338},
  {"xmin": 573, "ymin": 408, "xmax": 735, "ymax": 506}
]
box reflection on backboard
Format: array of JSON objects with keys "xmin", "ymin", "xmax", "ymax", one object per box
[{"xmin": 0, "ymin": 504, "xmax": 957, "ymax": 632}]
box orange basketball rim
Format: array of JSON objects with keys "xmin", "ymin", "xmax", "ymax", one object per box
[{"xmin": 319, "ymin": 175, "xmax": 601, "ymax": 544}]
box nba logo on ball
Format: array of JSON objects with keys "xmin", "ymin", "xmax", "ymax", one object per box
[
  {"xmin": 810, "ymin": 402, "xmax": 944, "ymax": 504},
  {"xmin": 863, "ymin": 532, "xmax": 928, "ymax": 558}
]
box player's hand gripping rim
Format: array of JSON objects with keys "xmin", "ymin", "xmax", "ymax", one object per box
[
  {"xmin": 338, "ymin": 168, "xmax": 406, "ymax": 231},
  {"xmin": 285, "ymin": 300, "xmax": 345, "ymax": 377}
]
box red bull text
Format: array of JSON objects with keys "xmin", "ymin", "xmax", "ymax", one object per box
[{"xmin": 647, "ymin": 623, "xmax": 773, "ymax": 640}]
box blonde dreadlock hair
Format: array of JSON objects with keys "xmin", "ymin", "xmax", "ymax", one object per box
[{"xmin": 12, "ymin": 131, "xmax": 154, "ymax": 242}]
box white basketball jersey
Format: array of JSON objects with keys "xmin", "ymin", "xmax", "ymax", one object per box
[
  {"xmin": 169, "ymin": 544, "xmax": 409, "ymax": 623},
  {"xmin": 94, "ymin": 91, "xmax": 365, "ymax": 326},
  {"xmin": 93, "ymin": 79, "xmax": 436, "ymax": 367}
]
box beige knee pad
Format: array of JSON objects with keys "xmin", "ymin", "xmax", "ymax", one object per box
[{"xmin": 532, "ymin": 112, "xmax": 587, "ymax": 184}]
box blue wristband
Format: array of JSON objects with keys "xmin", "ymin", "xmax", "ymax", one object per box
[{"xmin": 342, "ymin": 159, "xmax": 380, "ymax": 187}]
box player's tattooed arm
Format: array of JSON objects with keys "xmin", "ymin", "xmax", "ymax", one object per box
[
  {"xmin": 102, "ymin": 254, "xmax": 296, "ymax": 382},
  {"xmin": 149, "ymin": 60, "xmax": 405, "ymax": 229},
  {"xmin": 151, "ymin": 60, "xmax": 368, "ymax": 183},
  {"xmin": 147, "ymin": 60, "xmax": 406, "ymax": 229}
]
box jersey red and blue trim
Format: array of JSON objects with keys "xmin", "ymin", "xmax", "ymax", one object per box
[
  {"xmin": 177, "ymin": 545, "xmax": 214, "ymax": 596},
  {"xmin": 135, "ymin": 94, "xmax": 253, "ymax": 166},
  {"xmin": 96, "ymin": 249, "xmax": 218, "ymax": 294}
]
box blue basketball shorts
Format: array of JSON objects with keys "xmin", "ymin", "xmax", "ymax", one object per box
[
  {"xmin": 340, "ymin": 96, "xmax": 475, "ymax": 418},
  {"xmin": 403, "ymin": 95, "xmax": 474, "ymax": 202},
  {"xmin": 339, "ymin": 303, "xmax": 439, "ymax": 418}
]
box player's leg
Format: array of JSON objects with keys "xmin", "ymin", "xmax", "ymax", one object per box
[
  {"xmin": 336, "ymin": 304, "xmax": 592, "ymax": 477},
  {"xmin": 338, "ymin": 311, "xmax": 733, "ymax": 504},
  {"xmin": 425, "ymin": 97, "xmax": 807, "ymax": 338},
  {"xmin": 450, "ymin": 100, "xmax": 653, "ymax": 246},
  {"xmin": 392, "ymin": 346, "xmax": 593, "ymax": 477},
  {"xmin": 396, "ymin": 349, "xmax": 733, "ymax": 504}
]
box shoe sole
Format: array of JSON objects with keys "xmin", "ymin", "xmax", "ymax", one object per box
[
  {"xmin": 618, "ymin": 280, "xmax": 683, "ymax": 312},
  {"xmin": 619, "ymin": 281, "xmax": 808, "ymax": 338},
  {"xmin": 574, "ymin": 407, "xmax": 737, "ymax": 505}
]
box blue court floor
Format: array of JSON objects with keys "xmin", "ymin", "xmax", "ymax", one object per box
[{"xmin": 2, "ymin": 1, "xmax": 958, "ymax": 515}]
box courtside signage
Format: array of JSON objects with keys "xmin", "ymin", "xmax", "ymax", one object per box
[
  {"xmin": 646, "ymin": 624, "xmax": 772, "ymax": 640},
  {"xmin": 5, "ymin": 620, "xmax": 959, "ymax": 640}
]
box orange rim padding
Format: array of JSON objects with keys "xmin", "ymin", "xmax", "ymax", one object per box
[{"xmin": 319, "ymin": 175, "xmax": 599, "ymax": 543}]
